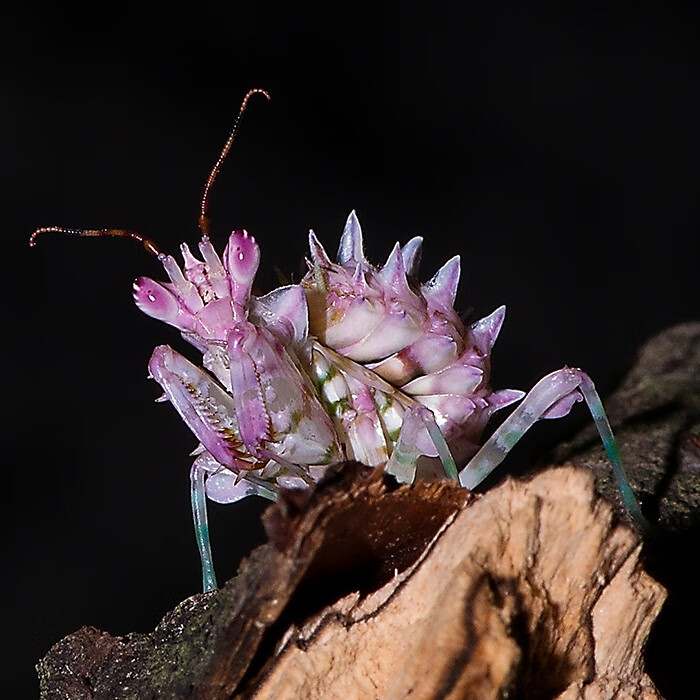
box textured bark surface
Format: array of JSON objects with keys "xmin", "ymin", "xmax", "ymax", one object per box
[
  {"xmin": 247, "ymin": 468, "xmax": 664, "ymax": 700},
  {"xmin": 38, "ymin": 323, "xmax": 699, "ymax": 699},
  {"xmin": 37, "ymin": 467, "xmax": 665, "ymax": 700}
]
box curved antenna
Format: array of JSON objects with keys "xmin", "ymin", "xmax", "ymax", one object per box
[
  {"xmin": 198, "ymin": 88, "xmax": 271, "ymax": 238},
  {"xmin": 30, "ymin": 226, "xmax": 163, "ymax": 258}
]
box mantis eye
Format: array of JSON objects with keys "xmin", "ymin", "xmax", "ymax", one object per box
[
  {"xmin": 133, "ymin": 276, "xmax": 182, "ymax": 326},
  {"xmin": 224, "ymin": 230, "xmax": 260, "ymax": 294}
]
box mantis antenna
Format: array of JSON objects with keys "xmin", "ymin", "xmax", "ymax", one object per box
[
  {"xmin": 198, "ymin": 88, "xmax": 271, "ymax": 238},
  {"xmin": 30, "ymin": 88, "xmax": 271, "ymax": 253},
  {"xmin": 29, "ymin": 226, "xmax": 163, "ymax": 257}
]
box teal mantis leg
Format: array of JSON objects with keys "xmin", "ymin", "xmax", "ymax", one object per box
[
  {"xmin": 190, "ymin": 459, "xmax": 279, "ymax": 592},
  {"xmin": 190, "ymin": 461, "xmax": 218, "ymax": 592},
  {"xmin": 421, "ymin": 408, "xmax": 459, "ymax": 481},
  {"xmin": 576, "ymin": 373, "xmax": 649, "ymax": 532},
  {"xmin": 459, "ymin": 367, "xmax": 649, "ymax": 531},
  {"xmin": 386, "ymin": 404, "xmax": 459, "ymax": 483}
]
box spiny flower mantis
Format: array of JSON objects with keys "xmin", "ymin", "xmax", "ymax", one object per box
[{"xmin": 32, "ymin": 90, "xmax": 647, "ymax": 592}]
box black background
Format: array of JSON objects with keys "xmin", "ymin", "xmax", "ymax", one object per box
[{"xmin": 4, "ymin": 3, "xmax": 698, "ymax": 696}]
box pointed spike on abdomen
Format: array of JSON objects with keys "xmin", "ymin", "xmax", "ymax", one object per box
[
  {"xmin": 308, "ymin": 229, "xmax": 333, "ymax": 267},
  {"xmin": 423, "ymin": 255, "xmax": 461, "ymax": 310},
  {"xmin": 379, "ymin": 242, "xmax": 412, "ymax": 294},
  {"xmin": 401, "ymin": 236, "xmax": 423, "ymax": 276},
  {"xmin": 308, "ymin": 229, "xmax": 332, "ymax": 294},
  {"xmin": 336, "ymin": 210, "xmax": 365, "ymax": 265},
  {"xmin": 470, "ymin": 305, "xmax": 506, "ymax": 354}
]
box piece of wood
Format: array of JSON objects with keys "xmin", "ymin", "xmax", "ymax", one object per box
[
  {"xmin": 38, "ymin": 465, "xmax": 665, "ymax": 699},
  {"xmin": 246, "ymin": 467, "xmax": 664, "ymax": 699}
]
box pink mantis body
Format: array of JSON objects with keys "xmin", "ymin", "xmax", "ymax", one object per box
[{"xmin": 32, "ymin": 90, "xmax": 646, "ymax": 592}]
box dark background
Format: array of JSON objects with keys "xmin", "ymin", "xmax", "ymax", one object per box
[{"xmin": 4, "ymin": 3, "xmax": 698, "ymax": 696}]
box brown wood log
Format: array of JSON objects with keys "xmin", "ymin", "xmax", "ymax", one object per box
[
  {"xmin": 37, "ymin": 465, "xmax": 665, "ymax": 699},
  {"xmin": 246, "ymin": 467, "xmax": 664, "ymax": 700}
]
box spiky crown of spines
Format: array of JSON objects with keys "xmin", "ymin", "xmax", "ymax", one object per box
[
  {"xmin": 303, "ymin": 212, "xmax": 526, "ymax": 442},
  {"xmin": 303, "ymin": 211, "xmax": 507, "ymax": 378}
]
